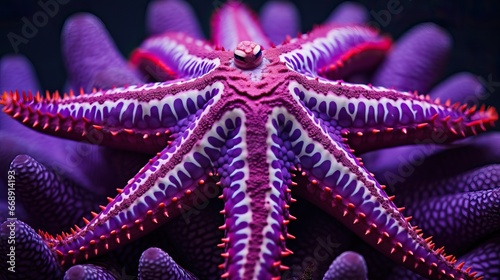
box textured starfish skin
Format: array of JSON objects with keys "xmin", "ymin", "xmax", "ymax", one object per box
[{"xmin": 0, "ymin": 0, "xmax": 494, "ymax": 276}]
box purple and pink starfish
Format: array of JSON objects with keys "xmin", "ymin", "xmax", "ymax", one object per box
[{"xmin": 1, "ymin": 1, "xmax": 499, "ymax": 279}]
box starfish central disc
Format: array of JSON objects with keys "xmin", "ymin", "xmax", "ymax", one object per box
[{"xmin": 233, "ymin": 41, "xmax": 263, "ymax": 70}]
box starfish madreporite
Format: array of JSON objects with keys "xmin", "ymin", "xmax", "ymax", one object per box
[{"xmin": 0, "ymin": 1, "xmax": 499, "ymax": 279}]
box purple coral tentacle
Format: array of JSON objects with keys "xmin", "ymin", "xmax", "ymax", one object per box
[
  {"xmin": 10, "ymin": 154, "xmax": 102, "ymax": 235},
  {"xmin": 0, "ymin": 220, "xmax": 63, "ymax": 279},
  {"xmin": 326, "ymin": 2, "xmax": 369, "ymax": 25},
  {"xmin": 395, "ymin": 164, "xmax": 500, "ymax": 201},
  {"xmin": 64, "ymin": 264, "xmax": 120, "ymax": 280},
  {"xmin": 450, "ymin": 132, "xmax": 500, "ymax": 168},
  {"xmin": 322, "ymin": 251, "xmax": 368, "ymax": 280},
  {"xmin": 62, "ymin": 13, "xmax": 142, "ymax": 91},
  {"xmin": 0, "ymin": 55, "xmax": 40, "ymax": 134},
  {"xmin": 211, "ymin": 1, "xmax": 272, "ymax": 50},
  {"xmin": 395, "ymin": 164, "xmax": 500, "ymax": 255},
  {"xmin": 0, "ymin": 55, "xmax": 40, "ymax": 92},
  {"xmin": 372, "ymin": 23, "xmax": 451, "ymax": 93},
  {"xmin": 367, "ymin": 132, "xmax": 500, "ymax": 189},
  {"xmin": 259, "ymin": 1, "xmax": 300, "ymax": 46},
  {"xmin": 458, "ymin": 238, "xmax": 500, "ymax": 279},
  {"xmin": 138, "ymin": 247, "xmax": 197, "ymax": 280},
  {"xmin": 430, "ymin": 72, "xmax": 486, "ymax": 105},
  {"xmin": 146, "ymin": 0, "xmax": 203, "ymax": 39}
]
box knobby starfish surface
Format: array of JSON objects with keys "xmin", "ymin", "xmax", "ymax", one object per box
[{"xmin": 1, "ymin": 1, "xmax": 498, "ymax": 280}]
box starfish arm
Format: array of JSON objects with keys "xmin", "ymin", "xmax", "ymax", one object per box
[
  {"xmin": 146, "ymin": 0, "xmax": 203, "ymax": 39},
  {"xmin": 389, "ymin": 238, "xmax": 500, "ymax": 280},
  {"xmin": 278, "ymin": 25, "xmax": 391, "ymax": 80},
  {"xmin": 372, "ymin": 23, "xmax": 451, "ymax": 93},
  {"xmin": 138, "ymin": 247, "xmax": 197, "ymax": 280},
  {"xmin": 1, "ymin": 81, "xmax": 224, "ymax": 154},
  {"xmin": 0, "ymin": 220, "xmax": 63, "ymax": 279},
  {"xmin": 322, "ymin": 251, "xmax": 368, "ymax": 280},
  {"xmin": 62, "ymin": 14, "xmax": 142, "ymax": 91},
  {"xmin": 211, "ymin": 1, "xmax": 272, "ymax": 50},
  {"xmin": 130, "ymin": 32, "xmax": 219, "ymax": 82},
  {"xmin": 259, "ymin": 1, "xmax": 300, "ymax": 46},
  {"xmin": 363, "ymin": 72, "xmax": 486, "ymax": 171},
  {"xmin": 399, "ymin": 167, "xmax": 500, "ymax": 255},
  {"xmin": 218, "ymin": 109, "xmax": 296, "ymax": 279},
  {"xmin": 326, "ymin": 2, "xmax": 369, "ymax": 25},
  {"xmin": 291, "ymin": 77, "xmax": 497, "ymax": 153},
  {"xmin": 268, "ymin": 105, "xmax": 477, "ymax": 279},
  {"xmin": 44, "ymin": 97, "xmax": 235, "ymax": 266},
  {"xmin": 64, "ymin": 264, "xmax": 121, "ymax": 280},
  {"xmin": 0, "ymin": 55, "xmax": 149, "ymax": 196},
  {"xmin": 9, "ymin": 154, "xmax": 102, "ymax": 235}
]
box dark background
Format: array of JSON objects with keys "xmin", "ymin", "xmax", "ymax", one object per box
[{"xmin": 1, "ymin": 0, "xmax": 499, "ymax": 111}]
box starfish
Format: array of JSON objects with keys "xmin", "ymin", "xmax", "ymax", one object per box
[{"xmin": 1, "ymin": 1, "xmax": 498, "ymax": 279}]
